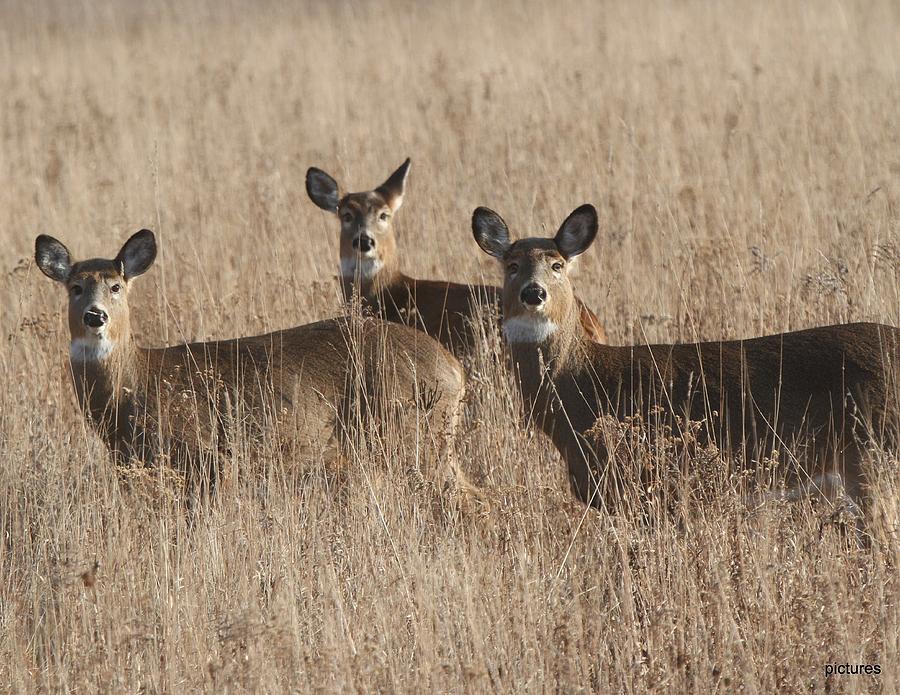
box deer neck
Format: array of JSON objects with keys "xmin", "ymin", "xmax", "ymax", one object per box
[
  {"xmin": 506, "ymin": 305, "xmax": 586, "ymax": 401},
  {"xmin": 341, "ymin": 255, "xmax": 403, "ymax": 306},
  {"xmin": 69, "ymin": 331, "xmax": 142, "ymax": 435}
]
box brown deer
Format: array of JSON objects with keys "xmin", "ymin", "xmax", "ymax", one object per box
[
  {"xmin": 472, "ymin": 203, "xmax": 898, "ymax": 518},
  {"xmin": 35, "ymin": 229, "xmax": 474, "ymax": 499},
  {"xmin": 305, "ymin": 159, "xmax": 608, "ymax": 360}
]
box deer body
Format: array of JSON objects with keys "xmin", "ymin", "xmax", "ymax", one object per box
[
  {"xmin": 306, "ymin": 159, "xmax": 607, "ymax": 360},
  {"xmin": 36, "ymin": 231, "xmax": 468, "ymax": 493},
  {"xmin": 473, "ymin": 205, "xmax": 898, "ymax": 512},
  {"xmin": 343, "ymin": 260, "xmax": 504, "ymax": 358}
]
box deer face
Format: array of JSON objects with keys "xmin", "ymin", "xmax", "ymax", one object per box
[
  {"xmin": 306, "ymin": 158, "xmax": 410, "ymax": 282},
  {"xmin": 473, "ymin": 205, "xmax": 598, "ymax": 343},
  {"xmin": 35, "ymin": 230, "xmax": 157, "ymax": 362},
  {"xmin": 333, "ymin": 190, "xmax": 399, "ymax": 280}
]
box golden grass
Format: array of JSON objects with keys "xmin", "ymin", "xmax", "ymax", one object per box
[{"xmin": 1, "ymin": 0, "xmax": 898, "ymax": 691}]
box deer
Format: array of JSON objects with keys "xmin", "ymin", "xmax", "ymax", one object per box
[
  {"xmin": 472, "ymin": 203, "xmax": 898, "ymax": 522},
  {"xmin": 34, "ymin": 229, "xmax": 476, "ymax": 501},
  {"xmin": 305, "ymin": 159, "xmax": 608, "ymax": 361}
]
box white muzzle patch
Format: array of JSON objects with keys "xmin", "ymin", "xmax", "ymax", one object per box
[
  {"xmin": 70, "ymin": 334, "xmax": 114, "ymax": 363},
  {"xmin": 341, "ymin": 256, "xmax": 383, "ymax": 281},
  {"xmin": 503, "ymin": 315, "xmax": 559, "ymax": 343}
]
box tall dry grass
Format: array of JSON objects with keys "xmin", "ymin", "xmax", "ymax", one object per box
[{"xmin": 0, "ymin": 0, "xmax": 897, "ymax": 691}]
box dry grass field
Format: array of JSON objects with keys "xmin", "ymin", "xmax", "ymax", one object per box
[{"xmin": 1, "ymin": 0, "xmax": 898, "ymax": 692}]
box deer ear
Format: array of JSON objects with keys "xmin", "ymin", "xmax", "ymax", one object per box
[
  {"xmin": 554, "ymin": 205, "xmax": 598, "ymax": 260},
  {"xmin": 472, "ymin": 207, "xmax": 511, "ymax": 259},
  {"xmin": 115, "ymin": 229, "xmax": 157, "ymax": 281},
  {"xmin": 35, "ymin": 235, "xmax": 73, "ymax": 283},
  {"xmin": 375, "ymin": 158, "xmax": 410, "ymax": 212},
  {"xmin": 306, "ymin": 167, "xmax": 341, "ymax": 213}
]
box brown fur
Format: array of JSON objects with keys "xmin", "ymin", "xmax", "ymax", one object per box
[
  {"xmin": 306, "ymin": 160, "xmax": 608, "ymax": 361},
  {"xmin": 474, "ymin": 205, "xmax": 898, "ymax": 514},
  {"xmin": 352, "ymin": 267, "xmax": 607, "ymax": 358},
  {"xmin": 36, "ymin": 232, "xmax": 471, "ymax": 497}
]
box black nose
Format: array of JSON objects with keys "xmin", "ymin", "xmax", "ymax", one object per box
[
  {"xmin": 520, "ymin": 284, "xmax": 547, "ymax": 306},
  {"xmin": 353, "ymin": 235, "xmax": 375, "ymax": 253},
  {"xmin": 83, "ymin": 308, "xmax": 108, "ymax": 328}
]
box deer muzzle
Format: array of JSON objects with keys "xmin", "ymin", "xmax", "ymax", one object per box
[
  {"xmin": 520, "ymin": 284, "xmax": 547, "ymax": 307},
  {"xmin": 352, "ymin": 235, "xmax": 375, "ymax": 254},
  {"xmin": 83, "ymin": 307, "xmax": 108, "ymax": 329}
]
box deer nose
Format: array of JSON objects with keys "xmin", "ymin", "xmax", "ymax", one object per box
[
  {"xmin": 83, "ymin": 308, "xmax": 108, "ymax": 328},
  {"xmin": 520, "ymin": 284, "xmax": 547, "ymax": 307},
  {"xmin": 353, "ymin": 235, "xmax": 375, "ymax": 253}
]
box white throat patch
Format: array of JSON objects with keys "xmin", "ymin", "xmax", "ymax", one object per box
[
  {"xmin": 503, "ymin": 315, "xmax": 559, "ymax": 343},
  {"xmin": 70, "ymin": 335, "xmax": 115, "ymax": 363},
  {"xmin": 341, "ymin": 256, "xmax": 383, "ymax": 281}
]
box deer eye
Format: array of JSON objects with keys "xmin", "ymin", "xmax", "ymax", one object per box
[
  {"xmin": 71, "ymin": 285, "xmax": 83, "ymax": 297},
  {"xmin": 110, "ymin": 283, "xmax": 121, "ymax": 293},
  {"xmin": 341, "ymin": 212, "xmax": 354, "ymax": 224},
  {"xmin": 551, "ymin": 262, "xmax": 564, "ymax": 272},
  {"xmin": 507, "ymin": 263, "xmax": 519, "ymax": 274},
  {"xmin": 379, "ymin": 211, "xmax": 390, "ymax": 221}
]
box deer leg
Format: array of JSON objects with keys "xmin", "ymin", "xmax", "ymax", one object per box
[
  {"xmin": 565, "ymin": 434, "xmax": 620, "ymax": 513},
  {"xmin": 426, "ymin": 383, "xmax": 487, "ymax": 512},
  {"xmin": 763, "ymin": 442, "xmax": 868, "ymax": 543}
]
